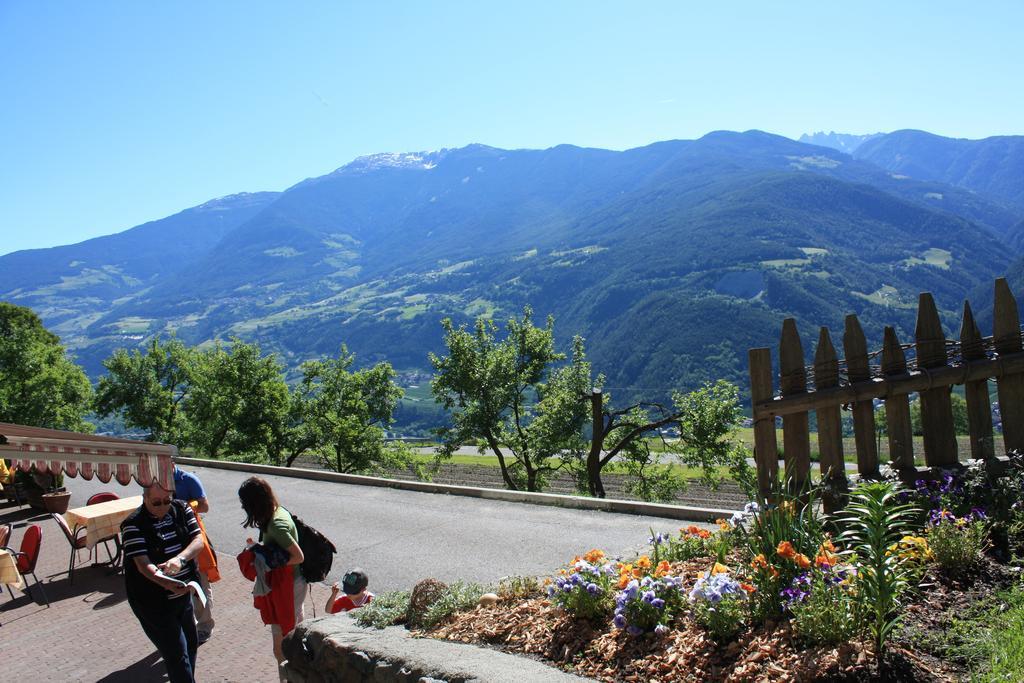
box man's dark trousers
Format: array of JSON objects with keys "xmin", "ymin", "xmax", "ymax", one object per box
[{"xmin": 129, "ymin": 595, "xmax": 198, "ymax": 683}]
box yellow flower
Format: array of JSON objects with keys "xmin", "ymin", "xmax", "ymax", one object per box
[
  {"xmin": 636, "ymin": 555, "xmax": 652, "ymax": 571},
  {"xmin": 716, "ymin": 519, "xmax": 730, "ymax": 531},
  {"xmin": 710, "ymin": 562, "xmax": 731, "ymax": 575}
]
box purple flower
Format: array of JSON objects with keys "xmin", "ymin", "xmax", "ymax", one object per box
[
  {"xmin": 613, "ymin": 613, "xmax": 626, "ymax": 629},
  {"xmin": 654, "ymin": 624, "xmax": 669, "ymax": 635}
]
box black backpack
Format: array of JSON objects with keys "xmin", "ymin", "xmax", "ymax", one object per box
[{"xmin": 292, "ymin": 514, "xmax": 337, "ymax": 583}]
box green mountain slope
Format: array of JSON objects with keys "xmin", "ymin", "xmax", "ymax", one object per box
[
  {"xmin": 855, "ymin": 129, "xmax": 1024, "ymax": 210},
  {"xmin": 2, "ymin": 131, "xmax": 1021, "ymax": 415}
]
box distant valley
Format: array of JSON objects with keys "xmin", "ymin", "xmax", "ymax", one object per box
[{"xmin": 3, "ymin": 129, "xmax": 1024, "ymax": 426}]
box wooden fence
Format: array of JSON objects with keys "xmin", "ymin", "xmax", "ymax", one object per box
[{"xmin": 748, "ymin": 277, "xmax": 1024, "ymax": 509}]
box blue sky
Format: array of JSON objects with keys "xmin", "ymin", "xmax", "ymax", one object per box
[{"xmin": 2, "ymin": 1, "xmax": 1022, "ymax": 255}]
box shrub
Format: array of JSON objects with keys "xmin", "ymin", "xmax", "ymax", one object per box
[
  {"xmin": 927, "ymin": 510, "xmax": 988, "ymax": 572},
  {"xmin": 688, "ymin": 567, "xmax": 749, "ymax": 641},
  {"xmin": 736, "ymin": 491, "xmax": 825, "ymax": 620},
  {"xmin": 614, "ymin": 575, "xmax": 687, "ymax": 636},
  {"xmin": 421, "ymin": 581, "xmax": 490, "ymax": 629},
  {"xmin": 782, "ymin": 564, "xmax": 859, "ymax": 646},
  {"xmin": 354, "ymin": 590, "xmax": 411, "ymax": 629},
  {"xmin": 497, "ymin": 575, "xmax": 543, "ymax": 600},
  {"xmin": 548, "ymin": 550, "xmax": 617, "ymax": 620},
  {"xmin": 650, "ymin": 525, "xmax": 713, "ymax": 563}
]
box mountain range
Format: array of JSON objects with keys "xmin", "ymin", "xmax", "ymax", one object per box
[{"xmin": 3, "ymin": 129, "xmax": 1024, "ymax": 427}]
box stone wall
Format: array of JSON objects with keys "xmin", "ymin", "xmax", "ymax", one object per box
[{"xmin": 281, "ymin": 614, "xmax": 590, "ymax": 683}]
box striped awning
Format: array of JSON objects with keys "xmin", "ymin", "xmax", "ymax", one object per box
[{"xmin": 0, "ymin": 422, "xmax": 176, "ymax": 489}]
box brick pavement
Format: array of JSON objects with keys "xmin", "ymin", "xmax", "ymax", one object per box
[{"xmin": 1, "ymin": 502, "xmax": 332, "ymax": 682}]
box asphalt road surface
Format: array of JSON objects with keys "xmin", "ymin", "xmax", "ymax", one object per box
[{"xmin": 61, "ymin": 464, "xmax": 704, "ymax": 592}]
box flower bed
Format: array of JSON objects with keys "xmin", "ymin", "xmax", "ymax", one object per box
[{"xmin": 363, "ymin": 454, "xmax": 1024, "ymax": 682}]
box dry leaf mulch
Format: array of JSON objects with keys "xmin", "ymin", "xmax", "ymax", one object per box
[{"xmin": 421, "ymin": 555, "xmax": 962, "ymax": 682}]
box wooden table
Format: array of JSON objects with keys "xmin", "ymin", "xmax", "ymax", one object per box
[
  {"xmin": 65, "ymin": 495, "xmax": 142, "ymax": 549},
  {"xmin": 0, "ymin": 548, "xmax": 25, "ymax": 590}
]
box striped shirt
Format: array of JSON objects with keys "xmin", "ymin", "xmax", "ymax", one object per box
[{"xmin": 122, "ymin": 505, "xmax": 201, "ymax": 574}]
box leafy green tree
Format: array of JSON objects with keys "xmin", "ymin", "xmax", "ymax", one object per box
[
  {"xmin": 94, "ymin": 335, "xmax": 193, "ymax": 443},
  {"xmin": 583, "ymin": 380, "xmax": 755, "ymax": 501},
  {"xmin": 0, "ymin": 302, "xmax": 92, "ymax": 431},
  {"xmin": 185, "ymin": 339, "xmax": 289, "ymax": 459},
  {"xmin": 430, "ymin": 307, "xmax": 589, "ymax": 492},
  {"xmin": 300, "ymin": 347, "xmax": 407, "ymax": 474}
]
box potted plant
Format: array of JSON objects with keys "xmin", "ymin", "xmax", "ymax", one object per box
[{"xmin": 15, "ymin": 467, "xmax": 68, "ymax": 512}]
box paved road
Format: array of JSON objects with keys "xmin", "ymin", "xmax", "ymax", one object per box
[{"xmin": 62, "ymin": 464, "xmax": 705, "ymax": 592}]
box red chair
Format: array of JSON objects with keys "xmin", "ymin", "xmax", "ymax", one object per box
[
  {"xmin": 4, "ymin": 524, "xmax": 48, "ymax": 606},
  {"xmin": 86, "ymin": 492, "xmax": 119, "ymax": 505}
]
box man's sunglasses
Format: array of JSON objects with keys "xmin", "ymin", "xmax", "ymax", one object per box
[{"xmin": 148, "ymin": 497, "xmax": 173, "ymax": 506}]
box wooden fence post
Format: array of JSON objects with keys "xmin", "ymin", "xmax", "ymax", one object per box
[
  {"xmin": 814, "ymin": 327, "xmax": 846, "ymax": 511},
  {"xmin": 960, "ymin": 301, "xmax": 995, "ymax": 462},
  {"xmin": 915, "ymin": 293, "xmax": 959, "ymax": 468},
  {"xmin": 881, "ymin": 326, "xmax": 916, "ymax": 476},
  {"xmin": 993, "ymin": 278, "xmax": 1024, "ymax": 455},
  {"xmin": 780, "ymin": 319, "xmax": 811, "ymax": 492},
  {"xmin": 748, "ymin": 348, "xmax": 778, "ymax": 502},
  {"xmin": 843, "ymin": 314, "xmax": 879, "ymax": 478}
]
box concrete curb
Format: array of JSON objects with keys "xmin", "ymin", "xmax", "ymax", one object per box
[{"xmin": 175, "ymin": 456, "xmax": 738, "ymax": 522}]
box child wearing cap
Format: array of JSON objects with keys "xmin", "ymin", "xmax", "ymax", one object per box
[{"xmin": 326, "ymin": 568, "xmax": 374, "ymax": 613}]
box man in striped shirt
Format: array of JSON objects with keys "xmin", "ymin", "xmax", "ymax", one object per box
[{"xmin": 121, "ymin": 481, "xmax": 205, "ymax": 683}]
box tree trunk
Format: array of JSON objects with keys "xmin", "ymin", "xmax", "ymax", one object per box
[
  {"xmin": 485, "ymin": 433, "xmax": 519, "ymax": 490},
  {"xmin": 587, "ymin": 390, "xmax": 606, "ymax": 498}
]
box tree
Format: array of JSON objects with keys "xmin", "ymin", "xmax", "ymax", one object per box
[
  {"xmin": 94, "ymin": 336, "xmax": 193, "ymax": 443},
  {"xmin": 184, "ymin": 339, "xmax": 289, "ymax": 459},
  {"xmin": 582, "ymin": 380, "xmax": 755, "ymax": 501},
  {"xmin": 0, "ymin": 302, "xmax": 92, "ymax": 431},
  {"xmin": 300, "ymin": 347, "xmax": 407, "ymax": 474},
  {"xmin": 430, "ymin": 308, "xmax": 591, "ymax": 492}
]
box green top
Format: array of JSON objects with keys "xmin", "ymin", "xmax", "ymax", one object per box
[{"xmin": 261, "ymin": 505, "xmax": 298, "ymax": 550}]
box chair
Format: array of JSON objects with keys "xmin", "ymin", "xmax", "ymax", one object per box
[
  {"xmin": 86, "ymin": 492, "xmax": 119, "ymax": 506},
  {"xmin": 85, "ymin": 493, "xmax": 123, "ymax": 568},
  {"xmin": 52, "ymin": 513, "xmax": 92, "ymax": 585},
  {"xmin": 3, "ymin": 524, "xmax": 48, "ymax": 607}
]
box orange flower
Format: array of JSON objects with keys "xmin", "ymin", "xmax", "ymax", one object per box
[
  {"xmin": 636, "ymin": 555, "xmax": 652, "ymax": 571},
  {"xmin": 543, "ymin": 577, "xmax": 553, "ymax": 586},
  {"xmin": 655, "ymin": 560, "xmax": 672, "ymax": 578},
  {"xmin": 710, "ymin": 562, "xmax": 731, "ymax": 575},
  {"xmin": 793, "ymin": 553, "xmax": 812, "ymax": 569},
  {"xmin": 685, "ymin": 525, "xmax": 701, "ymax": 535},
  {"xmin": 583, "ymin": 549, "xmax": 606, "ymax": 564},
  {"xmin": 821, "ymin": 539, "xmax": 836, "ymax": 553},
  {"xmin": 815, "ymin": 550, "xmax": 839, "ymax": 568},
  {"xmin": 751, "ymin": 553, "xmax": 769, "ymax": 569},
  {"xmin": 716, "ymin": 519, "xmax": 731, "ymax": 531},
  {"xmin": 776, "ymin": 541, "xmax": 797, "ymax": 559},
  {"xmin": 740, "ymin": 582, "xmax": 757, "ymax": 593}
]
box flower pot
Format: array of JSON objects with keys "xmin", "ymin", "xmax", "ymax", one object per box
[{"xmin": 42, "ymin": 489, "xmax": 71, "ymax": 514}]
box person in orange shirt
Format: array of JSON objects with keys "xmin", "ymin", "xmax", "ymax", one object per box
[{"xmin": 173, "ymin": 466, "xmax": 216, "ymax": 644}]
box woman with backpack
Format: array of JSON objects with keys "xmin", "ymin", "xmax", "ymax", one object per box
[{"xmin": 236, "ymin": 476, "xmax": 306, "ymax": 673}]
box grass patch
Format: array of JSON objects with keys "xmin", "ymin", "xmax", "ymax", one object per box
[
  {"xmin": 902, "ymin": 585, "xmax": 1024, "ymax": 681},
  {"xmin": 760, "ymin": 258, "xmax": 811, "ymax": 268},
  {"xmin": 903, "ymin": 247, "xmax": 952, "ymax": 270}
]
